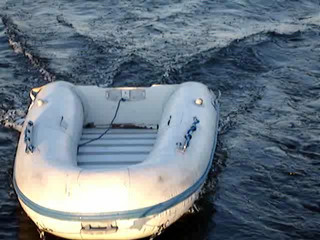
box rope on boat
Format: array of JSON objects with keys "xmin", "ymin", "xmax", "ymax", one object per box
[
  {"xmin": 78, "ymin": 98, "xmax": 125, "ymax": 148},
  {"xmin": 182, "ymin": 117, "xmax": 200, "ymax": 152},
  {"xmin": 24, "ymin": 121, "xmax": 35, "ymax": 153}
]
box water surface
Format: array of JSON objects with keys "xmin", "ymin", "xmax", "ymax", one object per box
[{"xmin": 0, "ymin": 1, "xmax": 320, "ymax": 239}]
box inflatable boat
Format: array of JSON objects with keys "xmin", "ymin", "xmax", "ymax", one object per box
[{"xmin": 13, "ymin": 81, "xmax": 220, "ymax": 240}]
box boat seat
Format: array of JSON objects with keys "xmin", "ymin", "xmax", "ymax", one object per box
[{"xmin": 77, "ymin": 127, "xmax": 157, "ymax": 168}]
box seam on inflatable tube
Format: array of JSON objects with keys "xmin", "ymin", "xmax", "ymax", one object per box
[{"xmin": 13, "ymin": 104, "xmax": 220, "ymax": 222}]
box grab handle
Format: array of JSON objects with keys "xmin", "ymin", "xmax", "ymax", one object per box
[{"xmin": 81, "ymin": 224, "xmax": 118, "ymax": 235}]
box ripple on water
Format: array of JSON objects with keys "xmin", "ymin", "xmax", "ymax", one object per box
[{"xmin": 0, "ymin": 0, "xmax": 320, "ymax": 240}]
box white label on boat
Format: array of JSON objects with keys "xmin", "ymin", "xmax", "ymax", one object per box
[{"xmin": 105, "ymin": 89, "xmax": 146, "ymax": 101}]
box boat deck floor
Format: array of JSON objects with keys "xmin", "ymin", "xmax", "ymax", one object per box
[{"xmin": 77, "ymin": 128, "xmax": 157, "ymax": 168}]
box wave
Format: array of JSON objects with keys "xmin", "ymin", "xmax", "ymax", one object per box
[{"xmin": 1, "ymin": 15, "xmax": 56, "ymax": 82}]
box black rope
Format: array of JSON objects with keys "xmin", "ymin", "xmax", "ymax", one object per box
[{"xmin": 78, "ymin": 98, "xmax": 125, "ymax": 148}]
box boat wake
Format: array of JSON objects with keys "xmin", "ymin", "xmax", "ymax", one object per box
[
  {"xmin": 1, "ymin": 15, "xmax": 56, "ymax": 83},
  {"xmin": 0, "ymin": 108, "xmax": 25, "ymax": 132}
]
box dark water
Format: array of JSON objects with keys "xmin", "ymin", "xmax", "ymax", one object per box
[{"xmin": 1, "ymin": 0, "xmax": 320, "ymax": 239}]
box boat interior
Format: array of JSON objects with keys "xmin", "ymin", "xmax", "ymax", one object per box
[
  {"xmin": 78, "ymin": 127, "xmax": 158, "ymax": 169},
  {"xmin": 75, "ymin": 85, "xmax": 178, "ymax": 169}
]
